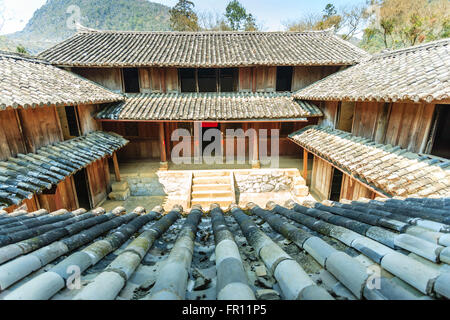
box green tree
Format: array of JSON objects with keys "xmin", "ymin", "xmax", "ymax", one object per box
[
  {"xmin": 169, "ymin": 0, "xmax": 199, "ymax": 31},
  {"xmin": 16, "ymin": 45, "xmax": 28, "ymax": 54},
  {"xmin": 224, "ymin": 0, "xmax": 258, "ymax": 31}
]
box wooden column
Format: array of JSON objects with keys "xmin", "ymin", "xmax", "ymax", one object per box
[
  {"xmin": 112, "ymin": 152, "xmax": 121, "ymax": 182},
  {"xmin": 252, "ymin": 123, "xmax": 260, "ymax": 169},
  {"xmin": 159, "ymin": 122, "xmax": 168, "ymax": 170},
  {"xmin": 302, "ymin": 148, "xmax": 308, "ymax": 180}
]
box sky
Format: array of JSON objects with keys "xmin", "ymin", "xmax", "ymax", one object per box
[{"xmin": 0, "ymin": 0, "xmax": 366, "ymax": 35}]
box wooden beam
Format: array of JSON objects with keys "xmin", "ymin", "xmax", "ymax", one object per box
[
  {"xmin": 302, "ymin": 148, "xmax": 308, "ymax": 180},
  {"xmin": 112, "ymin": 152, "xmax": 121, "ymax": 182}
]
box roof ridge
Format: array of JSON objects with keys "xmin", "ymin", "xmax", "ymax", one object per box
[
  {"xmin": 0, "ymin": 50, "xmax": 49, "ymax": 64},
  {"xmin": 75, "ymin": 29, "xmax": 335, "ymax": 35},
  {"xmin": 371, "ymin": 38, "xmax": 450, "ymax": 60}
]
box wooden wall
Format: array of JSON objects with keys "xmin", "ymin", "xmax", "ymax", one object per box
[
  {"xmin": 86, "ymin": 158, "xmax": 110, "ymax": 208},
  {"xmin": 71, "ymin": 68, "xmax": 123, "ymax": 92},
  {"xmin": 310, "ymin": 156, "xmax": 334, "ymax": 201},
  {"xmin": 71, "ymin": 65, "xmax": 343, "ymax": 96},
  {"xmin": 292, "ymin": 66, "xmax": 341, "ymax": 92},
  {"xmin": 38, "ymin": 177, "xmax": 79, "ymax": 212},
  {"xmin": 102, "ymin": 121, "xmax": 161, "ymax": 160},
  {"xmin": 321, "ymin": 100, "xmax": 436, "ymax": 154},
  {"xmin": 77, "ymin": 104, "xmax": 102, "ymax": 134},
  {"xmin": 384, "ymin": 103, "xmax": 435, "ymax": 153},
  {"xmin": 0, "ymin": 103, "xmax": 106, "ymax": 213},
  {"xmin": 340, "ymin": 173, "xmax": 375, "ymax": 201},
  {"xmin": 139, "ymin": 67, "xmax": 179, "ymax": 93},
  {"xmin": 0, "ymin": 109, "xmax": 27, "ymax": 160},
  {"xmin": 17, "ymin": 106, "xmax": 63, "ymax": 153}
]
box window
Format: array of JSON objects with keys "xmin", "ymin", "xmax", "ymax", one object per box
[
  {"xmin": 180, "ymin": 68, "xmax": 197, "ymax": 92},
  {"xmin": 276, "ymin": 66, "xmax": 293, "ymax": 92},
  {"xmin": 280, "ymin": 122, "xmax": 295, "ymax": 136},
  {"xmin": 430, "ymin": 105, "xmax": 450, "ymax": 159},
  {"xmin": 123, "ymin": 68, "xmax": 140, "ymax": 93},
  {"xmin": 65, "ymin": 106, "xmax": 80, "ymax": 137},
  {"xmin": 220, "ymin": 68, "xmax": 238, "ymax": 92},
  {"xmin": 198, "ymin": 69, "xmax": 217, "ymax": 92}
]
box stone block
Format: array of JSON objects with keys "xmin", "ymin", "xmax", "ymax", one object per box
[
  {"xmin": 293, "ymin": 185, "xmax": 309, "ymax": 197},
  {"xmin": 111, "ymin": 181, "xmax": 129, "ymax": 192},
  {"xmin": 255, "ymin": 265, "xmax": 267, "ymax": 277},
  {"xmin": 108, "ymin": 189, "xmax": 130, "ymax": 201}
]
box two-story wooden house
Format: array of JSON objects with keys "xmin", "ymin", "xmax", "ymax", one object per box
[
  {"xmin": 39, "ymin": 30, "xmax": 369, "ymax": 169},
  {"xmin": 0, "ymin": 51, "xmax": 127, "ymax": 212}
]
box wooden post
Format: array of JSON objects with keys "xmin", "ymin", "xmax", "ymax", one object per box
[
  {"xmin": 303, "ymin": 148, "xmax": 308, "ymax": 180},
  {"xmin": 112, "ymin": 152, "xmax": 121, "ymax": 182},
  {"xmin": 159, "ymin": 122, "xmax": 168, "ymax": 170}
]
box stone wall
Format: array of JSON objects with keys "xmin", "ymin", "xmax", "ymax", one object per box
[{"xmin": 234, "ymin": 169, "xmax": 303, "ymax": 194}]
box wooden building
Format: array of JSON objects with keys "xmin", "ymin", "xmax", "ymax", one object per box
[
  {"xmin": 0, "ymin": 51, "xmax": 127, "ymax": 212},
  {"xmin": 39, "ymin": 30, "xmax": 369, "ymax": 168},
  {"xmin": 290, "ymin": 39, "xmax": 450, "ymax": 201}
]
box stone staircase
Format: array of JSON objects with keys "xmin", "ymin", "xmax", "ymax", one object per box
[{"xmin": 190, "ymin": 171, "xmax": 235, "ymax": 209}]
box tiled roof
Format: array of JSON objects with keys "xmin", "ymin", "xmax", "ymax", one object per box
[
  {"xmin": 39, "ymin": 30, "xmax": 370, "ymax": 67},
  {"xmin": 294, "ymin": 39, "xmax": 450, "ymax": 103},
  {"xmin": 96, "ymin": 92, "xmax": 322, "ymax": 121},
  {"xmin": 289, "ymin": 126, "xmax": 450, "ymax": 198},
  {"xmin": 0, "ymin": 51, "xmax": 124, "ymax": 110},
  {"xmin": 0, "ymin": 132, "xmax": 128, "ymax": 210},
  {"xmin": 0, "ymin": 199, "xmax": 448, "ymax": 300}
]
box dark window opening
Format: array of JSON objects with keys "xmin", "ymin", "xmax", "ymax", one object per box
[
  {"xmin": 65, "ymin": 106, "xmax": 80, "ymax": 137},
  {"xmin": 220, "ymin": 68, "xmax": 238, "ymax": 92},
  {"xmin": 276, "ymin": 66, "xmax": 293, "ymax": 92},
  {"xmin": 280, "ymin": 122, "xmax": 295, "ymax": 136},
  {"xmin": 73, "ymin": 169, "xmax": 91, "ymax": 210},
  {"xmin": 430, "ymin": 105, "xmax": 450, "ymax": 159},
  {"xmin": 180, "ymin": 68, "xmax": 197, "ymax": 92},
  {"xmin": 42, "ymin": 185, "xmax": 57, "ymax": 195},
  {"xmin": 123, "ymin": 68, "xmax": 140, "ymax": 93},
  {"xmin": 202, "ymin": 123, "xmax": 219, "ymax": 154},
  {"xmin": 124, "ymin": 122, "xmax": 139, "ymax": 137},
  {"xmin": 330, "ymin": 169, "xmax": 343, "ymax": 201},
  {"xmin": 198, "ymin": 69, "xmax": 217, "ymax": 92}
]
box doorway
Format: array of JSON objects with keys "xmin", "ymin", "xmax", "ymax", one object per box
[
  {"xmin": 201, "ymin": 122, "xmax": 220, "ymax": 155},
  {"xmin": 330, "ymin": 168, "xmax": 343, "ymax": 201},
  {"xmin": 430, "ymin": 105, "xmax": 450, "ymax": 159},
  {"xmin": 73, "ymin": 168, "xmax": 92, "ymax": 210}
]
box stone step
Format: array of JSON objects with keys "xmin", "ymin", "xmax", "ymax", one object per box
[
  {"xmin": 191, "ymin": 197, "xmax": 234, "ymax": 210},
  {"xmin": 192, "ymin": 184, "xmax": 232, "ymax": 192},
  {"xmin": 192, "ymin": 190, "xmax": 233, "ymax": 199},
  {"xmin": 193, "ymin": 176, "xmax": 230, "ymax": 185},
  {"xmin": 193, "ymin": 171, "xmax": 230, "ymax": 178}
]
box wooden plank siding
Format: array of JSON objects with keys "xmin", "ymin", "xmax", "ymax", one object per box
[
  {"xmin": 321, "ymin": 100, "xmax": 436, "ymax": 154},
  {"xmin": 292, "ymin": 66, "xmax": 341, "ymax": 92},
  {"xmin": 38, "ymin": 177, "xmax": 79, "ymax": 212},
  {"xmin": 16, "ymin": 106, "xmax": 63, "ymax": 153},
  {"xmin": 86, "ymin": 158, "xmax": 110, "ymax": 208},
  {"xmin": 102, "ymin": 121, "xmax": 161, "ymax": 160},
  {"xmin": 71, "ymin": 67, "xmax": 123, "ymax": 92},
  {"xmin": 0, "ymin": 109, "xmax": 27, "ymax": 160},
  {"xmin": 384, "ymin": 103, "xmax": 435, "ymax": 153},
  {"xmin": 310, "ymin": 155, "xmax": 334, "ymax": 201},
  {"xmin": 340, "ymin": 173, "xmax": 375, "ymax": 201},
  {"xmin": 78, "ymin": 104, "xmax": 102, "ymax": 135}
]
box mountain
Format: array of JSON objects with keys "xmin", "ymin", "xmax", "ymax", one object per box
[{"xmin": 1, "ymin": 0, "xmax": 171, "ymax": 54}]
